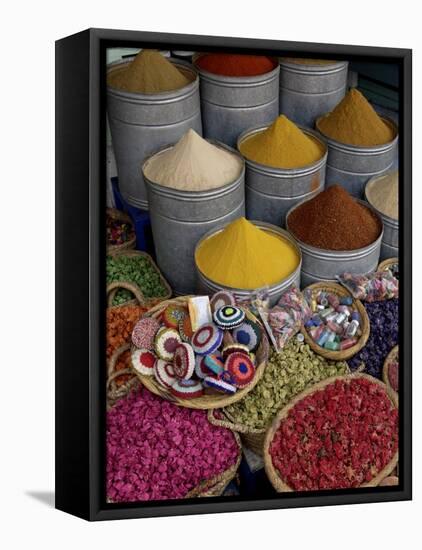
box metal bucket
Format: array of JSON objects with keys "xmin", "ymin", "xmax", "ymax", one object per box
[
  {"xmin": 364, "ymin": 176, "xmax": 399, "ymax": 262},
  {"xmin": 195, "ymin": 221, "xmax": 302, "ymax": 305},
  {"xmin": 279, "ymin": 59, "xmax": 348, "ymax": 128},
  {"xmin": 193, "ymin": 54, "xmax": 280, "ymax": 147},
  {"xmin": 316, "ymin": 116, "xmax": 398, "ymax": 198},
  {"xmin": 286, "ymin": 198, "xmax": 383, "ymax": 287},
  {"xmin": 107, "ymin": 58, "xmax": 202, "ymax": 210},
  {"xmin": 143, "ymin": 142, "xmax": 245, "ymax": 296},
  {"xmin": 237, "ymin": 125, "xmax": 327, "ymax": 227}
]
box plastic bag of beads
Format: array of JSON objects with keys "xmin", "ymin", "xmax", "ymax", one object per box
[{"xmin": 337, "ymin": 271, "xmax": 399, "ymax": 302}]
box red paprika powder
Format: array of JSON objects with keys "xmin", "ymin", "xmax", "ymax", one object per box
[
  {"xmin": 196, "ymin": 54, "xmax": 277, "ymax": 77},
  {"xmin": 287, "ymin": 185, "xmax": 381, "ymax": 251}
]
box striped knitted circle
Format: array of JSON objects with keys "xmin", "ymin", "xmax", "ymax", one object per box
[
  {"xmin": 131, "ymin": 349, "xmax": 157, "ymax": 376},
  {"xmin": 213, "ymin": 306, "xmax": 245, "ymax": 330},
  {"xmin": 154, "ymin": 359, "xmax": 177, "ymax": 389},
  {"xmin": 171, "ymin": 379, "xmax": 204, "ymax": 399},
  {"xmin": 225, "ymin": 352, "xmax": 255, "ymax": 388},
  {"xmin": 191, "ymin": 323, "xmax": 223, "ymax": 355},
  {"xmin": 233, "ymin": 319, "xmax": 261, "ymax": 351},
  {"xmin": 203, "ymin": 376, "xmax": 236, "ymax": 395},
  {"xmin": 173, "ymin": 342, "xmax": 195, "ymax": 380}
]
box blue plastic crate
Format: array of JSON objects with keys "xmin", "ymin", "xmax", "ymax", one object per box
[{"xmin": 111, "ymin": 177, "xmax": 155, "ymax": 257}]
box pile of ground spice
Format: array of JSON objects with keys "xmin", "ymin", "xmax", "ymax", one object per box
[
  {"xmin": 365, "ymin": 170, "xmax": 398, "ymax": 220},
  {"xmin": 107, "ymin": 49, "xmax": 191, "ymax": 94},
  {"xmin": 143, "ymin": 129, "xmax": 242, "ymax": 190},
  {"xmin": 317, "ymin": 88, "xmax": 395, "ymax": 146},
  {"xmin": 287, "ymin": 185, "xmax": 381, "ymax": 251},
  {"xmin": 195, "ymin": 217, "xmax": 300, "ymax": 289},
  {"xmin": 239, "ymin": 115, "xmax": 325, "ymax": 169},
  {"xmin": 196, "ymin": 54, "xmax": 276, "ymax": 77}
]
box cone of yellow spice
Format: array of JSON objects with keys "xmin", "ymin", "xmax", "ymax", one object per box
[
  {"xmin": 239, "ymin": 115, "xmax": 325, "ymax": 169},
  {"xmin": 317, "ymin": 88, "xmax": 396, "ymax": 146},
  {"xmin": 195, "ymin": 217, "xmax": 300, "ymax": 290}
]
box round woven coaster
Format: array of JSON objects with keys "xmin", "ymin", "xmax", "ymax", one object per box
[
  {"xmin": 191, "ymin": 323, "xmax": 223, "ymax": 355},
  {"xmin": 173, "ymin": 342, "xmax": 195, "ymax": 380},
  {"xmin": 154, "ymin": 327, "xmax": 182, "ymax": 361},
  {"xmin": 179, "ymin": 315, "xmax": 194, "ymax": 343},
  {"xmin": 154, "ymin": 359, "xmax": 177, "ymax": 389},
  {"xmin": 222, "ymin": 343, "xmax": 250, "ymax": 360},
  {"xmin": 213, "ymin": 305, "xmax": 245, "ymax": 330},
  {"xmin": 204, "ymin": 354, "xmax": 224, "ymax": 375},
  {"xmin": 204, "ymin": 376, "xmax": 236, "ymax": 395},
  {"xmin": 225, "ymin": 352, "xmax": 255, "ymax": 388},
  {"xmin": 162, "ymin": 304, "xmax": 187, "ymax": 329},
  {"xmin": 233, "ymin": 318, "xmax": 261, "ymax": 352},
  {"xmin": 210, "ymin": 290, "xmax": 236, "ymax": 313},
  {"xmin": 171, "ymin": 379, "xmax": 204, "ymax": 399},
  {"xmin": 194, "ymin": 355, "xmax": 213, "ymax": 379},
  {"xmin": 132, "ymin": 317, "xmax": 161, "ymax": 350},
  {"xmin": 131, "ymin": 348, "xmax": 157, "ymax": 376}
]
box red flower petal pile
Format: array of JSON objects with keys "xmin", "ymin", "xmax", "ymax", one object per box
[
  {"xmin": 107, "ymin": 387, "xmax": 239, "ymax": 502},
  {"xmin": 269, "ymin": 377, "xmax": 398, "ymax": 491}
]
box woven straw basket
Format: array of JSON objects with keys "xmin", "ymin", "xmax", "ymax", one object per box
[
  {"xmin": 264, "ymin": 373, "xmax": 399, "ymax": 492},
  {"xmin": 107, "ymin": 343, "xmax": 138, "ymax": 408},
  {"xmin": 383, "ymin": 345, "xmax": 399, "ymax": 397},
  {"xmin": 300, "ymin": 282, "xmax": 370, "ymax": 360},
  {"xmin": 132, "ymin": 296, "xmax": 269, "ymax": 410},
  {"xmin": 107, "ymin": 249, "xmax": 172, "ymax": 308},
  {"xmin": 106, "ymin": 378, "xmax": 242, "ymax": 498},
  {"xmin": 106, "ymin": 208, "xmax": 136, "ymax": 253},
  {"xmin": 378, "ymin": 257, "xmax": 399, "ymax": 272},
  {"xmin": 208, "ymin": 408, "xmax": 266, "ymax": 456}
]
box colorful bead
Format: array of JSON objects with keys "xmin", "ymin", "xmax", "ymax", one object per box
[
  {"xmin": 191, "ymin": 323, "xmax": 223, "ymax": 355},
  {"xmin": 132, "ymin": 317, "xmax": 161, "ymax": 350},
  {"xmin": 173, "ymin": 342, "xmax": 195, "ymax": 380},
  {"xmin": 213, "ymin": 305, "xmax": 245, "ymax": 330},
  {"xmin": 131, "ymin": 349, "xmax": 157, "ymax": 376},
  {"xmin": 225, "ymin": 352, "xmax": 255, "ymax": 388}
]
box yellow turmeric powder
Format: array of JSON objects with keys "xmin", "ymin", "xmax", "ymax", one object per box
[
  {"xmin": 317, "ymin": 88, "xmax": 396, "ymax": 146},
  {"xmin": 195, "ymin": 217, "xmax": 300, "ymax": 289},
  {"xmin": 239, "ymin": 115, "xmax": 325, "ymax": 169}
]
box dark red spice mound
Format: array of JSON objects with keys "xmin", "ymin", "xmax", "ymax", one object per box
[
  {"xmin": 197, "ymin": 54, "xmax": 277, "ymax": 77},
  {"xmin": 269, "ymin": 377, "xmax": 398, "ymax": 491},
  {"xmin": 287, "ymin": 185, "xmax": 382, "ymax": 251}
]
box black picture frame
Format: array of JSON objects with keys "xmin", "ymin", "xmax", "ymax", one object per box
[{"xmin": 55, "ymin": 28, "xmax": 412, "ymax": 521}]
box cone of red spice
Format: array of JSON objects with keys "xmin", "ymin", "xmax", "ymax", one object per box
[
  {"xmin": 287, "ymin": 185, "xmax": 381, "ymax": 251},
  {"xmin": 196, "ymin": 54, "xmax": 277, "ymax": 77}
]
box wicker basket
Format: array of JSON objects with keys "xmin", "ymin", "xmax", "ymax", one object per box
[
  {"xmin": 264, "ymin": 373, "xmax": 399, "ymax": 492},
  {"xmin": 106, "ymin": 383, "xmax": 242, "ymax": 498},
  {"xmin": 208, "ymin": 408, "xmax": 266, "ymax": 456},
  {"xmin": 378, "ymin": 257, "xmax": 399, "ymax": 272},
  {"xmin": 107, "ymin": 249, "xmax": 172, "ymax": 308},
  {"xmin": 133, "ymin": 297, "xmax": 270, "ymax": 410},
  {"xmin": 383, "ymin": 345, "xmax": 399, "ymax": 396},
  {"xmin": 106, "ymin": 208, "xmax": 136, "ymax": 253},
  {"xmin": 107, "ymin": 343, "xmax": 138, "ymax": 408},
  {"xmin": 300, "ymin": 282, "xmax": 370, "ymax": 360}
]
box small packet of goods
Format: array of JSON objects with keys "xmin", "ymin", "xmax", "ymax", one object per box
[
  {"xmin": 336, "ymin": 271, "xmax": 399, "ymax": 302},
  {"xmin": 188, "ymin": 295, "xmax": 212, "ymax": 331},
  {"xmin": 259, "ymin": 286, "xmax": 311, "ymax": 351},
  {"xmin": 237, "ymin": 286, "xmax": 270, "ymax": 318}
]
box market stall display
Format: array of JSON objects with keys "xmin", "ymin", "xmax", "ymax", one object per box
[{"xmin": 264, "ymin": 374, "xmax": 398, "ymax": 491}]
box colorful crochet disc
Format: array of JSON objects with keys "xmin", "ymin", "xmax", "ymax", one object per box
[
  {"xmin": 222, "ymin": 343, "xmax": 250, "ymax": 360},
  {"xmin": 213, "ymin": 305, "xmax": 245, "ymax": 330},
  {"xmin": 204, "ymin": 354, "xmax": 224, "ymax": 376},
  {"xmin": 191, "ymin": 323, "xmax": 223, "ymax": 355},
  {"xmin": 162, "ymin": 305, "xmax": 187, "ymax": 329},
  {"xmin": 203, "ymin": 376, "xmax": 236, "ymax": 395},
  {"xmin": 154, "ymin": 327, "xmax": 182, "ymax": 361},
  {"xmin": 171, "ymin": 379, "xmax": 204, "ymax": 399},
  {"xmin": 210, "ymin": 290, "xmax": 236, "ymax": 313},
  {"xmin": 131, "ymin": 317, "xmax": 161, "ymax": 350},
  {"xmin": 179, "ymin": 315, "xmax": 194, "ymax": 343},
  {"xmin": 195, "ymin": 355, "xmax": 213, "ymax": 379},
  {"xmin": 225, "ymin": 352, "xmax": 255, "ymax": 388},
  {"xmin": 131, "ymin": 349, "xmax": 157, "ymax": 376},
  {"xmin": 154, "ymin": 359, "xmax": 177, "ymax": 389},
  {"xmin": 233, "ymin": 319, "xmax": 262, "ymax": 352},
  {"xmin": 173, "ymin": 343, "xmax": 195, "ymax": 380}
]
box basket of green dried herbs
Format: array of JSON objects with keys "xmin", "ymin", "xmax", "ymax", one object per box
[
  {"xmin": 208, "ymin": 337, "xmax": 350, "ymax": 456},
  {"xmin": 107, "ymin": 250, "xmax": 172, "ymax": 307}
]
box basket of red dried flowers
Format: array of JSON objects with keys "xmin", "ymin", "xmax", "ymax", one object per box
[
  {"xmin": 383, "ymin": 345, "xmax": 399, "ymax": 396},
  {"xmin": 106, "ymin": 386, "xmax": 242, "ymax": 501},
  {"xmin": 264, "ymin": 373, "xmax": 398, "ymax": 492},
  {"xmin": 106, "ymin": 207, "xmax": 136, "ymax": 253}
]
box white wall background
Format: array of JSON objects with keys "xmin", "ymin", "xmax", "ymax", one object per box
[{"xmin": 0, "ymin": 1, "xmax": 419, "ymax": 548}]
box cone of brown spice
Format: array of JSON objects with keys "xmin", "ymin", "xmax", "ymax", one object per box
[{"xmin": 287, "ymin": 185, "xmax": 382, "ymax": 251}]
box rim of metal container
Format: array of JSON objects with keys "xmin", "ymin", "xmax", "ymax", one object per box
[
  {"xmin": 364, "ymin": 173, "xmax": 399, "ymax": 228},
  {"xmin": 279, "ymin": 58, "xmax": 348, "ymax": 75},
  {"xmin": 195, "ymin": 220, "xmax": 302, "ymax": 291},
  {"xmin": 106, "ymin": 57, "xmax": 199, "ymax": 102},
  {"xmin": 237, "ymin": 124, "xmax": 327, "ymax": 177},
  {"xmin": 192, "ymin": 53, "xmax": 280, "ymax": 86},
  {"xmin": 142, "ymin": 140, "xmax": 245, "ymax": 202},
  {"xmin": 315, "ymin": 115, "xmax": 398, "ymax": 154},
  {"xmin": 285, "ymin": 195, "xmax": 384, "ymax": 257}
]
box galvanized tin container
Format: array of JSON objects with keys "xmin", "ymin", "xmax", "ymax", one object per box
[
  {"xmin": 193, "ymin": 54, "xmax": 280, "ymax": 147},
  {"xmin": 279, "ymin": 59, "xmax": 348, "ymax": 128},
  {"xmin": 195, "ymin": 221, "xmax": 301, "ymax": 305},
  {"xmin": 286, "ymin": 198, "xmax": 383, "ymax": 287},
  {"xmin": 143, "ymin": 142, "xmax": 245, "ymax": 296},
  {"xmin": 364, "ymin": 175, "xmax": 399, "ymax": 261},
  {"xmin": 237, "ymin": 125, "xmax": 327, "ymax": 227},
  {"xmin": 316, "ymin": 116, "xmax": 398, "ymax": 198},
  {"xmin": 107, "ymin": 58, "xmax": 202, "ymax": 210}
]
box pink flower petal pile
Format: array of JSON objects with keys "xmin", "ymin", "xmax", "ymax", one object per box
[{"xmin": 107, "ymin": 387, "xmax": 239, "ymax": 502}]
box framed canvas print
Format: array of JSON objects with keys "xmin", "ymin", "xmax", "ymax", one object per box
[{"xmin": 55, "ymin": 28, "xmax": 412, "ymax": 521}]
